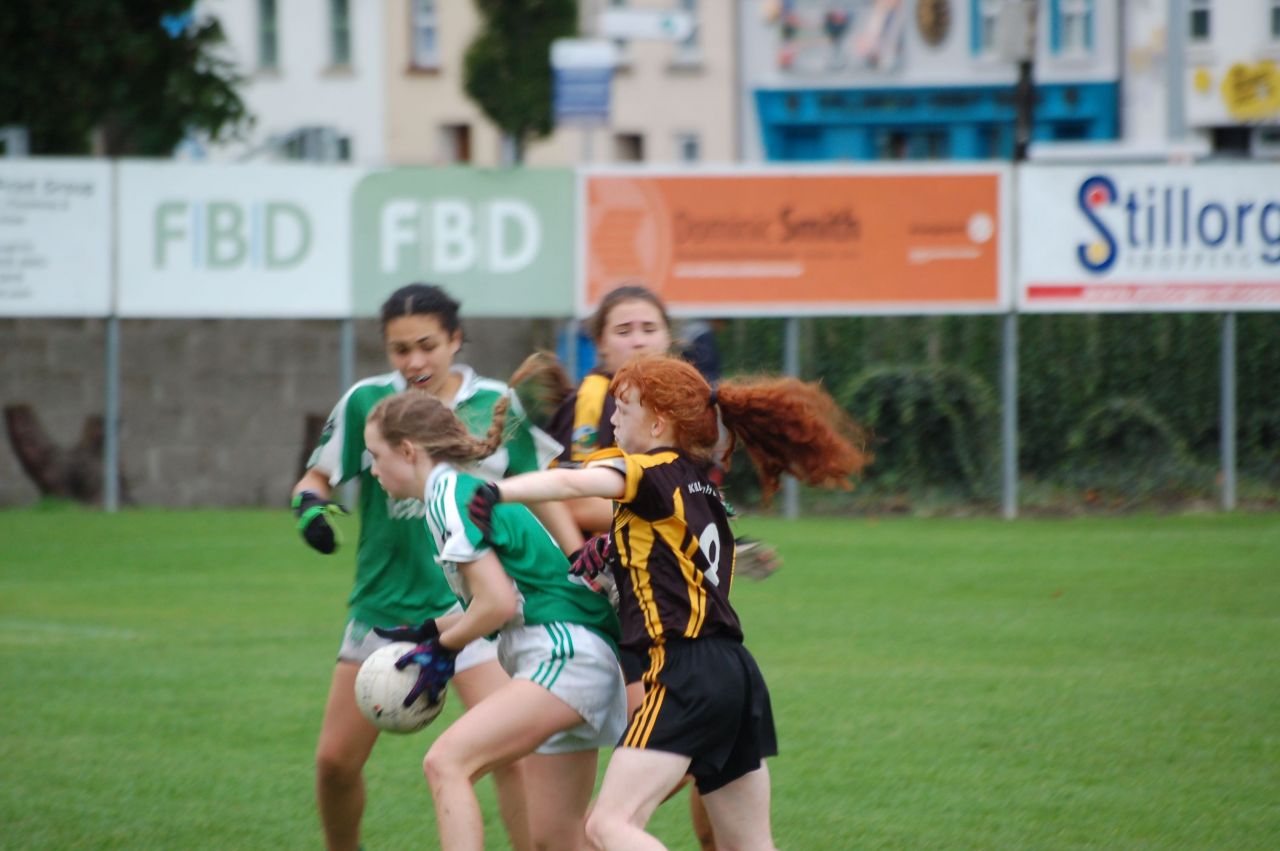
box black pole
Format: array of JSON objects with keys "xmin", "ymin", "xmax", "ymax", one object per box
[{"xmin": 1013, "ymin": 56, "xmax": 1033, "ymax": 162}]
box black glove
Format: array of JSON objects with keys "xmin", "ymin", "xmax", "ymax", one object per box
[
  {"xmin": 394, "ymin": 638, "xmax": 458, "ymax": 706},
  {"xmin": 467, "ymin": 482, "xmax": 502, "ymax": 537},
  {"xmin": 373, "ymin": 619, "xmax": 440, "ymax": 644},
  {"xmin": 570, "ymin": 534, "xmax": 613, "ymax": 580},
  {"xmin": 291, "ymin": 490, "xmax": 348, "ymax": 554}
]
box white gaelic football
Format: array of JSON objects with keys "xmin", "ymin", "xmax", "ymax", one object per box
[{"xmin": 354, "ymin": 642, "xmax": 447, "ymax": 734}]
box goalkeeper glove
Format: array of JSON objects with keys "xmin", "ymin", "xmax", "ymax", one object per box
[
  {"xmin": 372, "ymin": 619, "xmax": 440, "ymax": 645},
  {"xmin": 394, "ymin": 637, "xmax": 458, "ymax": 706},
  {"xmin": 570, "ymin": 533, "xmax": 613, "ymax": 580},
  {"xmin": 467, "ymin": 482, "xmax": 502, "ymax": 538},
  {"xmin": 292, "ymin": 490, "xmax": 348, "ymax": 555}
]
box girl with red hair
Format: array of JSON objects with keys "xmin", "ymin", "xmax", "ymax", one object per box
[{"xmin": 469, "ymin": 353, "xmax": 869, "ymax": 850}]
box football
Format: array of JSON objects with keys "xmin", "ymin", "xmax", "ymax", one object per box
[{"xmin": 353, "ymin": 642, "xmax": 448, "ymax": 734}]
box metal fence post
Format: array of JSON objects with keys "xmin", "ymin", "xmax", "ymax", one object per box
[
  {"xmin": 783, "ymin": 316, "xmax": 800, "ymax": 519},
  {"xmin": 1221, "ymin": 313, "xmax": 1237, "ymax": 511}
]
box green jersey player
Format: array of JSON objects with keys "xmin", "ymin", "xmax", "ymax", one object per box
[
  {"xmin": 363, "ymin": 389, "xmax": 625, "ymax": 851},
  {"xmin": 289, "ymin": 283, "xmax": 571, "ymax": 851}
]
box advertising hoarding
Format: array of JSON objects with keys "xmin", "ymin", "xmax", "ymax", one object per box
[
  {"xmin": 583, "ymin": 166, "xmax": 1009, "ymax": 316},
  {"xmin": 0, "ymin": 159, "xmax": 112, "ymax": 317},
  {"xmin": 118, "ymin": 162, "xmax": 363, "ymax": 318},
  {"xmin": 1018, "ymin": 165, "xmax": 1280, "ymax": 312},
  {"xmin": 350, "ymin": 168, "xmax": 575, "ymax": 318}
]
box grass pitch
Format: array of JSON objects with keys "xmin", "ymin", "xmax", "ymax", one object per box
[{"xmin": 1, "ymin": 509, "xmax": 1277, "ymax": 849}]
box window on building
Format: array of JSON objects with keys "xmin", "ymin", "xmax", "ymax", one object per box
[
  {"xmin": 615, "ymin": 132, "xmax": 645, "ymax": 162},
  {"xmin": 1189, "ymin": 0, "xmax": 1211, "ymax": 41},
  {"xmin": 610, "ymin": 0, "xmax": 632, "ymax": 66},
  {"xmin": 972, "ymin": 0, "xmax": 1001, "ymax": 56},
  {"xmin": 440, "ymin": 124, "xmax": 472, "ymax": 164},
  {"xmin": 673, "ymin": 0, "xmax": 700, "ymax": 63},
  {"xmin": 1271, "ymin": 0, "xmax": 1280, "ymax": 39},
  {"xmin": 258, "ymin": 0, "xmax": 279, "ymax": 69},
  {"xmin": 676, "ymin": 132, "xmax": 700, "ymax": 163},
  {"xmin": 330, "ymin": 0, "xmax": 352, "ymax": 66},
  {"xmin": 411, "ymin": 0, "xmax": 440, "ymax": 69},
  {"xmin": 1057, "ymin": 0, "xmax": 1093, "ymax": 54}
]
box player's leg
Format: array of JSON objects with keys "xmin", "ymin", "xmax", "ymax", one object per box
[
  {"xmin": 699, "ymin": 763, "xmax": 777, "ymax": 851},
  {"xmin": 314, "ymin": 662, "xmax": 379, "ymax": 851},
  {"xmin": 586, "ymin": 747, "xmax": 694, "ymax": 851},
  {"xmin": 689, "ymin": 786, "xmax": 716, "ymax": 850},
  {"xmin": 424, "ymin": 678, "xmax": 587, "ymax": 851},
  {"xmin": 451, "ymin": 657, "xmax": 532, "ymax": 851},
  {"xmin": 522, "ymin": 750, "xmax": 599, "ymax": 851}
]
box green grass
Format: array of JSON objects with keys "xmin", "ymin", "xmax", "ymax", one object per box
[{"xmin": 1, "ymin": 510, "xmax": 1277, "ymax": 850}]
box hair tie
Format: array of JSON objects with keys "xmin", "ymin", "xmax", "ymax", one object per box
[{"xmin": 708, "ymin": 387, "xmax": 718, "ymax": 409}]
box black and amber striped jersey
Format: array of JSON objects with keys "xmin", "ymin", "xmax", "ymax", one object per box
[
  {"xmin": 547, "ymin": 370, "xmax": 617, "ymax": 465},
  {"xmin": 588, "ymin": 447, "xmax": 743, "ymax": 656}
]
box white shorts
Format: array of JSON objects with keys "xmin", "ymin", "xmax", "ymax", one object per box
[
  {"xmin": 498, "ymin": 622, "xmax": 627, "ymax": 755},
  {"xmin": 337, "ymin": 616, "xmax": 498, "ymax": 673}
]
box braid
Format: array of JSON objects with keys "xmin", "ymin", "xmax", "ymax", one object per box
[{"xmin": 367, "ymin": 392, "xmax": 501, "ymax": 467}]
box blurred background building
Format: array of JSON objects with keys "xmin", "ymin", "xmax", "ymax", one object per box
[{"xmin": 194, "ymin": 0, "xmax": 1280, "ymax": 166}]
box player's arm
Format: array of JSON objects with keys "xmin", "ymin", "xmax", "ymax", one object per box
[
  {"xmin": 498, "ymin": 467, "xmax": 626, "ymax": 504},
  {"xmin": 436, "ymin": 552, "xmax": 517, "ymax": 651},
  {"xmin": 529, "ymin": 501, "xmax": 586, "ymax": 554},
  {"xmin": 292, "ymin": 467, "xmax": 332, "ymax": 501}
]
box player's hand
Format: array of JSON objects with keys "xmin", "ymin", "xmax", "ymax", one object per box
[
  {"xmin": 467, "ymin": 483, "xmax": 502, "ymax": 537},
  {"xmin": 292, "ymin": 490, "xmax": 349, "ymax": 554},
  {"xmin": 570, "ymin": 533, "xmax": 613, "ymax": 580},
  {"xmin": 394, "ymin": 638, "xmax": 458, "ymax": 706},
  {"xmin": 373, "ymin": 619, "xmax": 439, "ymax": 644}
]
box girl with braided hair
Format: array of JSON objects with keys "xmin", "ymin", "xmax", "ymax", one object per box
[
  {"xmin": 469, "ymin": 353, "xmax": 870, "ymax": 851},
  {"xmin": 363, "ymin": 390, "xmax": 626, "ymax": 851}
]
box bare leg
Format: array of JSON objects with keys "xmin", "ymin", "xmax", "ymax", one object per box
[
  {"xmin": 524, "ymin": 750, "xmax": 599, "ymax": 850},
  {"xmin": 689, "ymin": 787, "xmax": 716, "ymax": 851},
  {"xmin": 452, "ymin": 659, "xmax": 533, "ymax": 851},
  {"xmin": 699, "ymin": 764, "xmax": 777, "ymax": 851},
  {"xmin": 315, "ymin": 662, "xmax": 379, "ymax": 851},
  {"xmin": 424, "ymin": 679, "xmax": 590, "ymax": 851},
  {"xmin": 586, "ymin": 747, "xmax": 693, "ymax": 851}
]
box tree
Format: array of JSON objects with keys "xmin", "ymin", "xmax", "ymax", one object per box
[
  {"xmin": 0, "ymin": 1, "xmax": 250, "ymax": 156},
  {"xmin": 463, "ymin": 0, "xmax": 577, "ymax": 164}
]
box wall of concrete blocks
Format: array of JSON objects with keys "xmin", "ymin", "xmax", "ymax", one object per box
[{"xmin": 0, "ymin": 317, "xmax": 555, "ymax": 508}]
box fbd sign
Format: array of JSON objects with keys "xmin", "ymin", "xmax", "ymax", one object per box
[
  {"xmin": 153, "ymin": 200, "xmax": 311, "ymax": 270},
  {"xmin": 119, "ymin": 163, "xmax": 361, "ymax": 317},
  {"xmin": 351, "ymin": 168, "xmax": 574, "ymax": 318}
]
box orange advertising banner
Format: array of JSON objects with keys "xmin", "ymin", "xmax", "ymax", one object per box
[{"xmin": 583, "ymin": 168, "xmax": 1009, "ymax": 315}]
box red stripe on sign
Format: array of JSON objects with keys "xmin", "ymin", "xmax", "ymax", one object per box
[{"xmin": 1027, "ymin": 286, "xmax": 1084, "ymax": 299}]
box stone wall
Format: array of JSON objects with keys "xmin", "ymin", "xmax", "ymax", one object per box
[{"xmin": 0, "ymin": 317, "xmax": 554, "ymax": 507}]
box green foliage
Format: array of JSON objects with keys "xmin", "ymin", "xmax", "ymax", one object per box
[
  {"xmin": 463, "ymin": 0, "xmax": 577, "ymax": 163},
  {"xmin": 713, "ymin": 313, "xmax": 1280, "ymax": 510},
  {"xmin": 0, "ymin": 1, "xmax": 250, "ymax": 155},
  {"xmin": 1060, "ymin": 396, "xmax": 1207, "ymax": 504},
  {"xmin": 840, "ymin": 364, "xmax": 999, "ymax": 497}
]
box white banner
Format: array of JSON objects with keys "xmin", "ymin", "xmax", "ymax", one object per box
[
  {"xmin": 1018, "ymin": 165, "xmax": 1280, "ymax": 312},
  {"xmin": 0, "ymin": 159, "xmax": 112, "ymax": 317},
  {"xmin": 117, "ymin": 162, "xmax": 363, "ymax": 317}
]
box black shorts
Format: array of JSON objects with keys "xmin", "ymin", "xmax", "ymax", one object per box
[
  {"xmin": 619, "ymin": 647, "xmax": 647, "ymax": 684},
  {"xmin": 620, "ymin": 636, "xmax": 778, "ymax": 794}
]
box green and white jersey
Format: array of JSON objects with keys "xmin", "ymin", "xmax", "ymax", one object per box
[
  {"xmin": 422, "ymin": 462, "xmax": 621, "ymax": 654},
  {"xmin": 307, "ymin": 365, "xmax": 561, "ymax": 627}
]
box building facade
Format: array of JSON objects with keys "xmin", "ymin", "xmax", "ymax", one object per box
[
  {"xmin": 741, "ymin": 0, "xmax": 1120, "ymax": 161},
  {"xmin": 197, "ymin": 0, "xmax": 387, "ymax": 163},
  {"xmin": 200, "ymin": 0, "xmax": 739, "ymax": 166}
]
